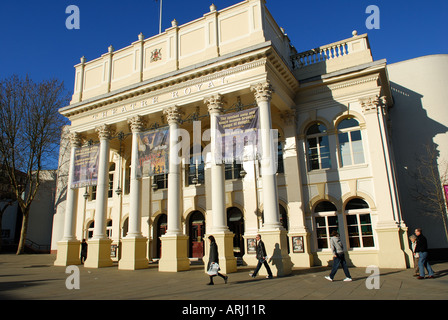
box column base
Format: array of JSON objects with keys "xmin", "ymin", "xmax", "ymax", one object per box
[
  {"xmin": 288, "ymin": 231, "xmax": 313, "ymax": 268},
  {"xmin": 118, "ymin": 237, "xmax": 149, "ymax": 270},
  {"xmin": 83, "ymin": 238, "xmax": 113, "ymax": 268},
  {"xmin": 257, "ymin": 229, "xmax": 292, "ymax": 277},
  {"xmin": 54, "ymin": 240, "xmax": 81, "ymax": 266},
  {"xmin": 376, "ymin": 226, "xmax": 408, "ymax": 268},
  {"xmin": 158, "ymin": 234, "xmax": 190, "ymax": 272},
  {"xmin": 204, "ymin": 232, "xmax": 237, "ymax": 274}
]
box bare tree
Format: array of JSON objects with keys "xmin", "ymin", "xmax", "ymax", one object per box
[
  {"xmin": 409, "ymin": 143, "xmax": 448, "ymax": 242},
  {"xmin": 0, "ymin": 75, "xmax": 69, "ymax": 254}
]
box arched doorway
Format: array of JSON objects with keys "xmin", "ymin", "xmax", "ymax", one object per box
[
  {"xmin": 227, "ymin": 207, "xmax": 244, "ymax": 258},
  {"xmin": 155, "ymin": 214, "xmax": 167, "ymax": 259},
  {"xmin": 188, "ymin": 211, "xmax": 205, "ymax": 258}
]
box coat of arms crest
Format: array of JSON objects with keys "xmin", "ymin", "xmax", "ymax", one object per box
[{"xmin": 150, "ymin": 48, "xmax": 162, "ymax": 62}]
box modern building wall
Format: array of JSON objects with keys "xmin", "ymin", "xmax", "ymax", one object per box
[{"xmin": 388, "ymin": 55, "xmax": 448, "ymax": 251}]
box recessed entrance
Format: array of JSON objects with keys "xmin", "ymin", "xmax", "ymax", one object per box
[
  {"xmin": 155, "ymin": 214, "xmax": 167, "ymax": 259},
  {"xmin": 227, "ymin": 207, "xmax": 244, "ymax": 257},
  {"xmin": 188, "ymin": 211, "xmax": 205, "ymax": 258}
]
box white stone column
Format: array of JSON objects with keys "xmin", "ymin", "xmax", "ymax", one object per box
[
  {"xmin": 250, "ymin": 81, "xmax": 292, "ymax": 276},
  {"xmin": 204, "ymin": 94, "xmax": 237, "ymax": 274},
  {"xmin": 84, "ymin": 124, "xmax": 113, "ymax": 268},
  {"xmin": 159, "ymin": 106, "xmax": 190, "ymax": 272},
  {"xmin": 206, "ymin": 95, "xmax": 228, "ymax": 233},
  {"xmin": 119, "ymin": 116, "xmax": 149, "ymax": 270},
  {"xmin": 251, "ymin": 82, "xmax": 282, "ymax": 231},
  {"xmin": 54, "ymin": 132, "xmax": 82, "ymax": 266},
  {"xmin": 360, "ymin": 96, "xmax": 410, "ymax": 268}
]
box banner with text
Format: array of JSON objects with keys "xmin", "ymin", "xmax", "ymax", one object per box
[
  {"xmin": 215, "ymin": 107, "xmax": 259, "ymax": 164},
  {"xmin": 71, "ymin": 144, "xmax": 99, "ymax": 189},
  {"xmin": 137, "ymin": 127, "xmax": 170, "ymax": 177}
]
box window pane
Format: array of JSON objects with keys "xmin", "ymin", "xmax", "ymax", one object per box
[
  {"xmin": 319, "ymin": 136, "xmax": 331, "ymax": 169},
  {"xmin": 351, "ymin": 131, "xmax": 365, "ymax": 164},
  {"xmin": 338, "ymin": 118, "xmax": 359, "ymax": 130},
  {"xmin": 349, "ymin": 237, "xmax": 360, "ymax": 248},
  {"xmin": 346, "ymin": 214, "xmax": 358, "ymax": 226},
  {"xmin": 315, "ymin": 217, "xmax": 326, "ymax": 228},
  {"xmin": 327, "ymin": 216, "xmax": 338, "ymax": 227},
  {"xmin": 346, "ymin": 199, "xmax": 369, "ymax": 210},
  {"xmin": 338, "ymin": 133, "xmax": 352, "ymax": 166},
  {"xmin": 315, "ymin": 201, "xmax": 337, "ymax": 212},
  {"xmin": 307, "ymin": 123, "xmax": 327, "ymax": 135},
  {"xmin": 317, "ymin": 239, "xmax": 328, "ymax": 249},
  {"xmin": 362, "ymin": 236, "xmax": 375, "ymax": 247},
  {"xmin": 359, "ymin": 214, "xmax": 371, "ymax": 225}
]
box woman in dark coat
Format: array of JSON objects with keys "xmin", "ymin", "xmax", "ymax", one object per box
[{"xmin": 207, "ymin": 235, "xmax": 228, "ymax": 285}]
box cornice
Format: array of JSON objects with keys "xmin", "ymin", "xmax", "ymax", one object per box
[{"xmin": 61, "ymin": 43, "xmax": 273, "ymax": 119}]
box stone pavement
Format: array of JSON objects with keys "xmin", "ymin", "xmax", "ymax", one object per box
[{"xmin": 1, "ymin": 254, "xmax": 447, "ymax": 302}]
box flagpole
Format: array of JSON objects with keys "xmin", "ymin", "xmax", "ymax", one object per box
[{"xmin": 159, "ymin": 0, "xmax": 163, "ymax": 33}]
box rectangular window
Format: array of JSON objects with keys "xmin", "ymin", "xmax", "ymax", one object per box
[
  {"xmin": 307, "ymin": 136, "xmax": 331, "ymax": 171},
  {"xmin": 315, "ymin": 215, "xmax": 339, "ymax": 249},
  {"xmin": 346, "ymin": 213, "xmax": 374, "ymax": 248}
]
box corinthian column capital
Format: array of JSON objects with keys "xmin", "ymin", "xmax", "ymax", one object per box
[
  {"xmin": 163, "ymin": 106, "xmax": 181, "ymax": 124},
  {"xmin": 68, "ymin": 132, "xmax": 83, "ymax": 148},
  {"xmin": 204, "ymin": 94, "xmax": 224, "ymax": 114},
  {"xmin": 128, "ymin": 115, "xmax": 146, "ymax": 133},
  {"xmin": 360, "ymin": 95, "xmax": 387, "ymax": 115},
  {"xmin": 95, "ymin": 124, "xmax": 113, "ymax": 140},
  {"xmin": 251, "ymin": 81, "xmax": 274, "ymax": 103}
]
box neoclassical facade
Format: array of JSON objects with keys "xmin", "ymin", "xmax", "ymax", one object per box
[{"xmin": 53, "ymin": 0, "xmax": 412, "ymax": 273}]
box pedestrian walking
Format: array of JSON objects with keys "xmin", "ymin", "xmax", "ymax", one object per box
[
  {"xmin": 249, "ymin": 234, "xmax": 273, "ymax": 279},
  {"xmin": 414, "ymin": 228, "xmax": 435, "ymax": 279},
  {"xmin": 409, "ymin": 234, "xmax": 420, "ymax": 277},
  {"xmin": 325, "ymin": 231, "xmax": 352, "ymax": 282},
  {"xmin": 206, "ymin": 235, "xmax": 228, "ymax": 285},
  {"xmin": 80, "ymin": 239, "xmax": 88, "ymax": 264}
]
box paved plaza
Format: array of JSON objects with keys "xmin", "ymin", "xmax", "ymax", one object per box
[{"xmin": 1, "ymin": 254, "xmax": 447, "ymax": 302}]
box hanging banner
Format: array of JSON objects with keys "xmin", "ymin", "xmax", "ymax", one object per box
[
  {"xmin": 444, "ymin": 185, "xmax": 448, "ymax": 208},
  {"xmin": 137, "ymin": 127, "xmax": 170, "ymax": 177},
  {"xmin": 71, "ymin": 144, "xmax": 100, "ymax": 189},
  {"xmin": 215, "ymin": 107, "xmax": 259, "ymax": 164}
]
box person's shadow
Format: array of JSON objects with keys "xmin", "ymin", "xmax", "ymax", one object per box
[{"xmin": 269, "ymin": 243, "xmax": 284, "ymax": 276}]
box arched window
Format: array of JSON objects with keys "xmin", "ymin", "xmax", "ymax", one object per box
[
  {"xmin": 337, "ymin": 118, "xmax": 365, "ymax": 167},
  {"xmin": 345, "ymin": 198, "xmax": 374, "ymax": 248},
  {"xmin": 314, "ymin": 201, "xmax": 338, "ymax": 249},
  {"xmin": 306, "ymin": 123, "xmax": 331, "ymax": 171}
]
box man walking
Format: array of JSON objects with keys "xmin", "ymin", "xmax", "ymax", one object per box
[
  {"xmin": 250, "ymin": 234, "xmax": 273, "ymax": 279},
  {"xmin": 415, "ymin": 228, "xmax": 435, "ymax": 279},
  {"xmin": 325, "ymin": 231, "xmax": 352, "ymax": 282}
]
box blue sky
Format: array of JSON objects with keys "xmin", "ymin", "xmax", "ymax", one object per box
[{"xmin": 0, "ymin": 0, "xmax": 447, "ymax": 95}]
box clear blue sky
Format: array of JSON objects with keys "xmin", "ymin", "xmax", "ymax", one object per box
[{"xmin": 1, "ymin": 0, "xmax": 447, "ymax": 95}]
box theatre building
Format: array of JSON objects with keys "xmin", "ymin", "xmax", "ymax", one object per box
[{"xmin": 53, "ymin": 0, "xmax": 414, "ymax": 273}]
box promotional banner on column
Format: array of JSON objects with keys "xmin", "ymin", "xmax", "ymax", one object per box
[
  {"xmin": 71, "ymin": 144, "xmax": 100, "ymax": 189},
  {"xmin": 215, "ymin": 107, "xmax": 260, "ymax": 164},
  {"xmin": 137, "ymin": 127, "xmax": 170, "ymax": 177}
]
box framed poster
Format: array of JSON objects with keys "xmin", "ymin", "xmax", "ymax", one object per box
[
  {"xmin": 247, "ymin": 238, "xmax": 257, "ymax": 254},
  {"xmin": 292, "ymin": 236, "xmax": 304, "ymax": 253}
]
